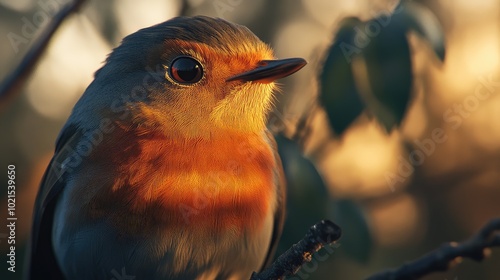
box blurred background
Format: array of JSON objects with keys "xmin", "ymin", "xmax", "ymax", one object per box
[{"xmin": 0, "ymin": 0, "xmax": 499, "ymax": 279}]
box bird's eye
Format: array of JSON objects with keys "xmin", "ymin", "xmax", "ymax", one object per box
[{"xmin": 168, "ymin": 56, "xmax": 203, "ymax": 84}]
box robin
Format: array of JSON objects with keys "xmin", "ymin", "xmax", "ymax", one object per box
[{"xmin": 26, "ymin": 16, "xmax": 306, "ymax": 280}]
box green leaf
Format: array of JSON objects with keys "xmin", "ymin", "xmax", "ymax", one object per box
[
  {"xmin": 332, "ymin": 199, "xmax": 372, "ymax": 263},
  {"xmin": 393, "ymin": 1, "xmax": 446, "ymax": 61},
  {"xmin": 319, "ymin": 17, "xmax": 366, "ymax": 135},
  {"xmin": 361, "ymin": 19, "xmax": 413, "ymax": 131},
  {"xmin": 275, "ymin": 135, "xmax": 333, "ymax": 253}
]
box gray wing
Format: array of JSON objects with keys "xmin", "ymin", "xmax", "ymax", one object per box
[{"xmin": 24, "ymin": 124, "xmax": 81, "ymax": 280}]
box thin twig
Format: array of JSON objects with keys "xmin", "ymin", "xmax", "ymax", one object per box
[
  {"xmin": 0, "ymin": 0, "xmax": 87, "ymax": 109},
  {"xmin": 366, "ymin": 218, "xmax": 500, "ymax": 280},
  {"xmin": 251, "ymin": 220, "xmax": 342, "ymax": 280}
]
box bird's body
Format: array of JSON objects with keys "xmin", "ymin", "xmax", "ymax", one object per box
[
  {"xmin": 51, "ymin": 127, "xmax": 280, "ymax": 279},
  {"xmin": 26, "ymin": 16, "xmax": 305, "ymax": 280}
]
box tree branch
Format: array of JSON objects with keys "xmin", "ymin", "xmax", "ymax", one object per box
[
  {"xmin": 0, "ymin": 0, "xmax": 87, "ymax": 109},
  {"xmin": 366, "ymin": 218, "xmax": 500, "ymax": 280},
  {"xmin": 251, "ymin": 220, "xmax": 342, "ymax": 280}
]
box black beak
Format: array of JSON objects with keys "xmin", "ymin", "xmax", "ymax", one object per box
[{"xmin": 226, "ymin": 58, "xmax": 307, "ymax": 83}]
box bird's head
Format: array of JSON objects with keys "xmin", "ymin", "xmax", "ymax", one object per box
[{"xmin": 72, "ymin": 16, "xmax": 306, "ymax": 139}]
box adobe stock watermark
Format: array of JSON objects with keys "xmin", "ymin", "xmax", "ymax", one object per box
[
  {"xmin": 7, "ymin": 0, "xmax": 72, "ymax": 54},
  {"xmin": 213, "ymin": 0, "xmax": 243, "ymax": 18},
  {"xmin": 385, "ymin": 74, "xmax": 500, "ymax": 191},
  {"xmin": 268, "ymin": 104, "xmax": 299, "ymax": 134},
  {"xmin": 340, "ymin": 2, "xmax": 410, "ymax": 63},
  {"xmin": 110, "ymin": 267, "xmax": 135, "ymax": 280},
  {"xmin": 43, "ymin": 64, "xmax": 166, "ymax": 189},
  {"xmin": 288, "ymin": 243, "xmax": 341, "ymax": 280}
]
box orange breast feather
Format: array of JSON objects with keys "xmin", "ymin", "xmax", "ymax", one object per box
[{"xmin": 80, "ymin": 125, "xmax": 276, "ymax": 235}]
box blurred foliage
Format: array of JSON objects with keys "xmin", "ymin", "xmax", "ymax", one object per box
[
  {"xmin": 276, "ymin": 135, "xmax": 333, "ymax": 250},
  {"xmin": 320, "ymin": 1, "xmax": 446, "ymax": 134},
  {"xmin": 276, "ymin": 135, "xmax": 373, "ymax": 264},
  {"xmin": 319, "ymin": 17, "xmax": 366, "ymax": 135},
  {"xmin": 332, "ymin": 200, "xmax": 372, "ymax": 263}
]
